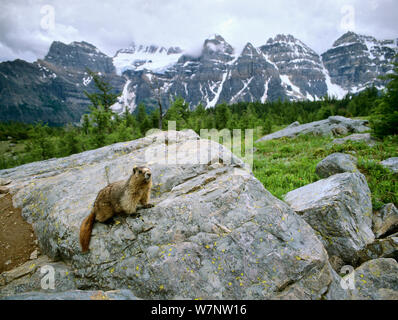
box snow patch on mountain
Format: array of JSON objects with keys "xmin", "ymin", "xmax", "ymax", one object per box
[
  {"xmin": 111, "ymin": 79, "xmax": 137, "ymax": 113},
  {"xmin": 321, "ymin": 66, "xmax": 347, "ymax": 99},
  {"xmin": 113, "ymin": 43, "xmax": 183, "ymax": 75}
]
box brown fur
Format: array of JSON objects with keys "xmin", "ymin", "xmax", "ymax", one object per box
[{"xmin": 79, "ymin": 166, "xmax": 153, "ymax": 252}]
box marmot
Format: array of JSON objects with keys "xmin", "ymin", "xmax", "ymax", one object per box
[{"xmin": 79, "ymin": 166, "xmax": 153, "ymax": 252}]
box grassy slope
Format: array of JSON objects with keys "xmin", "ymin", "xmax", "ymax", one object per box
[{"xmin": 250, "ymin": 133, "xmax": 397, "ymax": 210}]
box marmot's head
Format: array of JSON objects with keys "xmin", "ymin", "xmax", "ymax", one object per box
[{"xmin": 133, "ymin": 166, "xmax": 152, "ymax": 183}]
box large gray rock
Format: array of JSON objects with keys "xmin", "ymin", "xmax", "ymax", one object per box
[
  {"xmin": 0, "ymin": 130, "xmax": 335, "ymax": 300},
  {"xmin": 332, "ymin": 133, "xmax": 376, "ymax": 146},
  {"xmin": 256, "ymin": 116, "xmax": 369, "ymax": 142},
  {"xmin": 324, "ymin": 267, "xmax": 350, "ymax": 300},
  {"xmin": 315, "ymin": 153, "xmax": 358, "ymax": 178},
  {"xmin": 0, "ymin": 256, "xmax": 76, "ymax": 296},
  {"xmin": 357, "ymin": 233, "xmax": 398, "ymax": 264},
  {"xmin": 373, "ymin": 203, "xmax": 398, "ymax": 239},
  {"xmin": 284, "ymin": 172, "xmax": 375, "ymax": 265},
  {"xmin": 344, "ymin": 258, "xmax": 398, "ymax": 300},
  {"xmin": 380, "ymin": 157, "xmax": 398, "ymax": 173}
]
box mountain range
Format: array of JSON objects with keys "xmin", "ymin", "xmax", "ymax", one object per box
[{"xmin": 0, "ymin": 31, "xmax": 396, "ymax": 124}]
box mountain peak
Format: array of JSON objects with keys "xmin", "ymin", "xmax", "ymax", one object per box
[
  {"xmin": 241, "ymin": 42, "xmax": 258, "ymax": 56},
  {"xmin": 70, "ymin": 41, "xmax": 98, "ymax": 49},
  {"xmin": 203, "ymin": 34, "xmax": 234, "ymax": 55},
  {"xmin": 206, "ymin": 34, "xmax": 226, "ymax": 42},
  {"xmin": 266, "ymin": 34, "xmax": 305, "ymax": 46},
  {"xmin": 273, "ymin": 34, "xmax": 297, "ymax": 43},
  {"xmin": 332, "ymin": 31, "xmax": 385, "ymax": 48},
  {"xmin": 333, "ymin": 31, "xmax": 362, "ymax": 47},
  {"xmin": 44, "ymin": 40, "xmax": 114, "ymax": 74},
  {"xmin": 115, "ymin": 42, "xmax": 183, "ymax": 57}
]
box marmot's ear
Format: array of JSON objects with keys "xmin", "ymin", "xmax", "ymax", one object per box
[{"xmin": 133, "ymin": 166, "xmax": 137, "ymax": 174}]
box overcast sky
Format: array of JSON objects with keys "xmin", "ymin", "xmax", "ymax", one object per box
[{"xmin": 0, "ymin": 0, "xmax": 397, "ymax": 62}]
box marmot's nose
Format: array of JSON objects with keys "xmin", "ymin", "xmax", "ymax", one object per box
[{"xmin": 145, "ymin": 173, "xmax": 151, "ymax": 179}]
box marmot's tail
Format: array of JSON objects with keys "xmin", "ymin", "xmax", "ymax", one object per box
[{"xmin": 79, "ymin": 210, "xmax": 96, "ymax": 252}]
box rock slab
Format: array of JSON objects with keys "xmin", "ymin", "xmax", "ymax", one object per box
[
  {"xmin": 372, "ymin": 203, "xmax": 398, "ymax": 239},
  {"xmin": 315, "ymin": 153, "xmax": 358, "ymax": 178},
  {"xmin": 345, "ymin": 258, "xmax": 398, "ymax": 300},
  {"xmin": 380, "ymin": 157, "xmax": 398, "ymax": 173},
  {"xmin": 256, "ymin": 116, "xmax": 369, "ymax": 142},
  {"xmin": 284, "ymin": 172, "xmax": 374, "ymax": 265}
]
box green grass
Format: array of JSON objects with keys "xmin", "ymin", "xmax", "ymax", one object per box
[
  {"xmin": 248, "ymin": 133, "xmax": 397, "ymax": 211},
  {"xmin": 0, "ymin": 140, "xmax": 26, "ymax": 156}
]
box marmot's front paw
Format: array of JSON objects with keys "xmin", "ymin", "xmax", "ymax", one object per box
[{"xmin": 142, "ymin": 203, "xmax": 155, "ymax": 209}]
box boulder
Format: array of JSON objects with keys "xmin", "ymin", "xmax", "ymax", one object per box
[
  {"xmin": 380, "ymin": 157, "xmax": 398, "ymax": 173},
  {"xmin": 0, "ymin": 256, "xmax": 76, "ymax": 296},
  {"xmin": 0, "ymin": 130, "xmax": 335, "ymax": 300},
  {"xmin": 1, "ymin": 289, "xmax": 138, "ymax": 300},
  {"xmin": 357, "ymin": 233, "xmax": 398, "ymax": 264},
  {"xmin": 345, "ymin": 258, "xmax": 398, "ymax": 300},
  {"xmin": 332, "ymin": 126, "xmax": 348, "ymax": 136},
  {"xmin": 323, "ymin": 267, "xmax": 350, "ymax": 300},
  {"xmin": 284, "ymin": 172, "xmax": 375, "ymax": 265},
  {"xmin": 315, "ymin": 153, "xmax": 358, "ymax": 178},
  {"xmin": 332, "ymin": 133, "xmax": 376, "ymax": 146},
  {"xmin": 256, "ymin": 116, "xmax": 369, "ymax": 142},
  {"xmin": 328, "ymin": 116, "xmax": 369, "ymax": 133},
  {"xmin": 372, "ymin": 203, "xmax": 398, "ymax": 239}
]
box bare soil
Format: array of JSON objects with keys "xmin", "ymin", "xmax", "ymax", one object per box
[{"xmin": 0, "ymin": 192, "xmax": 39, "ymax": 274}]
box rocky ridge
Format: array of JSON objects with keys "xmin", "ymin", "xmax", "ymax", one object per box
[{"xmin": 1, "ymin": 32, "xmax": 396, "ymax": 124}]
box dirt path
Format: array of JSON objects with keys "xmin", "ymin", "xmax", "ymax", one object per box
[{"xmin": 0, "ymin": 193, "xmax": 39, "ymax": 274}]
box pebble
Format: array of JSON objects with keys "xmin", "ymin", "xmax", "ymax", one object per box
[{"xmin": 30, "ymin": 249, "xmax": 38, "ymax": 260}]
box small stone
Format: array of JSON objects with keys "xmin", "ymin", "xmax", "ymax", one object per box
[
  {"xmin": 380, "ymin": 157, "xmax": 398, "ymax": 173},
  {"xmin": 30, "ymin": 250, "xmax": 38, "ymax": 260}
]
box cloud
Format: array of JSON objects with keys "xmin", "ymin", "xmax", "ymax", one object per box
[{"xmin": 0, "ymin": 0, "xmax": 397, "ymax": 62}]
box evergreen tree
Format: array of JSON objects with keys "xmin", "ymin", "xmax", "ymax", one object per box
[
  {"xmin": 59, "ymin": 125, "xmax": 82, "ymax": 156},
  {"xmin": 26, "ymin": 123, "xmax": 56, "ymax": 160},
  {"xmin": 164, "ymin": 97, "xmax": 190, "ymax": 130},
  {"xmin": 82, "ymin": 114, "xmax": 91, "ymax": 135},
  {"xmin": 84, "ymin": 69, "xmax": 119, "ymax": 112},
  {"xmin": 136, "ymin": 103, "xmax": 151, "ymax": 135},
  {"xmin": 371, "ymin": 57, "xmax": 398, "ymax": 138},
  {"xmin": 83, "ymin": 69, "xmax": 120, "ymax": 147}
]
